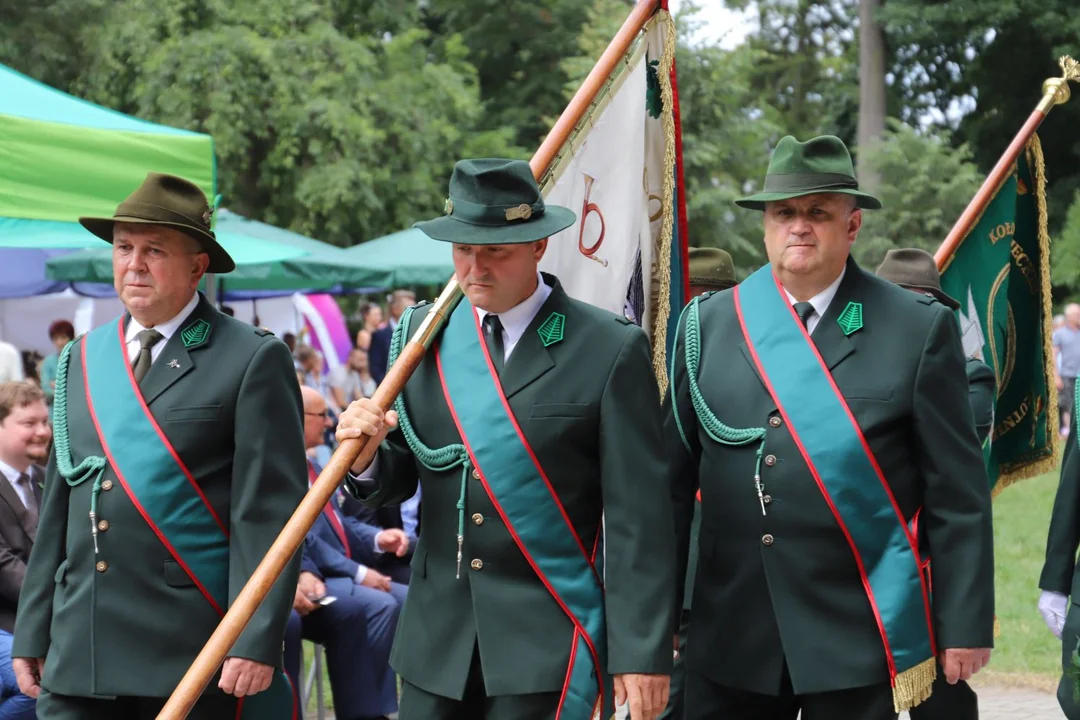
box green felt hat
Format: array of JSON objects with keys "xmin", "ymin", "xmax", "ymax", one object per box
[
  {"xmin": 688, "ymin": 247, "xmax": 736, "ymax": 290},
  {"xmin": 79, "ymin": 172, "xmax": 234, "ymax": 273},
  {"xmin": 875, "ymin": 247, "xmax": 960, "ymax": 310},
  {"xmin": 736, "ymin": 135, "xmax": 881, "ymax": 211},
  {"xmin": 414, "ymin": 159, "xmax": 576, "ymax": 245}
]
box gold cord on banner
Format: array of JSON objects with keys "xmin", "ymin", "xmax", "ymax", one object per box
[{"xmin": 649, "ymin": 9, "xmax": 678, "ymax": 398}]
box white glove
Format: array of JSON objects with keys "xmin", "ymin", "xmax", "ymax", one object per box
[{"xmin": 1039, "ymin": 590, "xmax": 1069, "ymax": 638}]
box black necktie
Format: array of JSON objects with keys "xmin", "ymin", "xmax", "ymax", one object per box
[
  {"xmin": 131, "ymin": 329, "xmax": 165, "ymax": 384},
  {"xmin": 483, "ymin": 314, "xmax": 505, "ymax": 375},
  {"xmin": 794, "ymin": 302, "xmax": 815, "ymax": 330}
]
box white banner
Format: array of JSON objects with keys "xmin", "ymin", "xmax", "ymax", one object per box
[{"xmin": 538, "ymin": 39, "xmax": 649, "ymax": 317}]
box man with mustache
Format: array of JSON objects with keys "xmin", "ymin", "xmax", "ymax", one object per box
[
  {"xmin": 666, "ymin": 136, "xmax": 994, "ymax": 720},
  {"xmin": 12, "ymin": 174, "xmax": 306, "ymax": 719},
  {"xmin": 336, "ymin": 159, "xmax": 675, "ymax": 720}
]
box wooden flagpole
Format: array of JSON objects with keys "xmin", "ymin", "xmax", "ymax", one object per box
[
  {"xmin": 934, "ymin": 56, "xmax": 1077, "ymax": 269},
  {"xmin": 156, "ymin": 2, "xmax": 661, "ymax": 717}
]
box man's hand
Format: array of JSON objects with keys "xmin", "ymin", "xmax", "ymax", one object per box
[
  {"xmin": 219, "ymin": 657, "xmax": 274, "ymax": 698},
  {"xmin": 376, "ymin": 528, "xmax": 410, "ymax": 557},
  {"xmin": 614, "ymin": 673, "xmax": 670, "ymax": 720},
  {"xmin": 12, "ymin": 657, "xmax": 44, "ymax": 698},
  {"xmin": 1039, "ymin": 590, "xmax": 1068, "ymax": 638},
  {"xmin": 359, "ymin": 569, "xmax": 392, "ymax": 592},
  {"xmin": 298, "ymin": 571, "xmax": 326, "ymax": 601},
  {"xmin": 294, "ymin": 588, "xmax": 318, "ymax": 616},
  {"xmin": 336, "ymin": 399, "xmax": 398, "ymax": 474},
  {"xmin": 940, "ymin": 648, "xmax": 992, "ymax": 685}
]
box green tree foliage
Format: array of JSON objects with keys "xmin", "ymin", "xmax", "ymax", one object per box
[
  {"xmin": 854, "ymin": 120, "xmax": 983, "ymax": 269},
  {"xmin": 1050, "ymin": 192, "xmax": 1080, "ymax": 293},
  {"xmin": 57, "ymin": 0, "xmax": 520, "ymax": 247}
]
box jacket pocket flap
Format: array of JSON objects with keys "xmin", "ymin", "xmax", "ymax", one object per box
[
  {"xmin": 842, "ymin": 386, "xmax": 893, "ymax": 402},
  {"xmin": 530, "ymin": 403, "xmax": 589, "ymax": 418},
  {"xmin": 167, "ymin": 405, "xmax": 221, "ymax": 422}
]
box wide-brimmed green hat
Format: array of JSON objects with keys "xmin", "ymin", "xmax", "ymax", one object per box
[
  {"xmin": 736, "ymin": 135, "xmax": 881, "ymax": 211},
  {"xmin": 414, "ymin": 159, "xmax": 576, "ymax": 245},
  {"xmin": 875, "ymin": 247, "xmax": 959, "ymax": 310},
  {"xmin": 688, "ymin": 247, "xmax": 736, "ymax": 290},
  {"xmin": 79, "ymin": 172, "xmax": 235, "ymax": 273}
]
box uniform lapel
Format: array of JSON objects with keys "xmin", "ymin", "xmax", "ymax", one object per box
[
  {"xmin": 0, "ymin": 473, "xmax": 35, "ymax": 541},
  {"xmin": 810, "ymin": 260, "xmax": 861, "ymax": 372},
  {"xmin": 140, "ymin": 295, "xmax": 216, "ymax": 406},
  {"xmin": 498, "ymin": 279, "xmax": 564, "ymax": 400}
]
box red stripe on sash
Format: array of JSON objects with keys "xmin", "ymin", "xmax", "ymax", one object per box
[
  {"xmin": 733, "ymin": 287, "xmax": 899, "ymax": 678},
  {"xmin": 435, "ymin": 341, "xmax": 605, "ymax": 715},
  {"xmin": 80, "ymin": 339, "xmax": 225, "ymax": 617},
  {"xmin": 116, "ymin": 322, "xmax": 228, "ymax": 538}
]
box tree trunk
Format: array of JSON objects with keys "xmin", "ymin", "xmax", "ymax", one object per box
[{"xmin": 857, "ymin": 0, "xmax": 887, "ymax": 190}]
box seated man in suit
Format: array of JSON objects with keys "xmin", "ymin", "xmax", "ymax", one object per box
[
  {"xmin": 284, "ymin": 536, "xmax": 398, "ymax": 720},
  {"xmin": 0, "ymin": 382, "xmax": 50, "ymax": 720},
  {"xmin": 369, "ymin": 290, "xmax": 416, "ymax": 385},
  {"xmin": 342, "ymin": 486, "xmax": 420, "ymax": 584},
  {"xmin": 293, "ymin": 387, "xmax": 409, "ymax": 720}
]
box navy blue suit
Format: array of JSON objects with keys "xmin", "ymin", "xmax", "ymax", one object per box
[
  {"xmin": 285, "ymin": 490, "xmax": 407, "ymax": 719},
  {"xmin": 368, "ymin": 325, "xmax": 393, "ymax": 385},
  {"xmin": 340, "ymin": 492, "xmax": 417, "ymax": 584}
]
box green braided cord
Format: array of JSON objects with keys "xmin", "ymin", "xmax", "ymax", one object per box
[
  {"xmin": 388, "ymin": 305, "xmax": 470, "ymax": 574},
  {"xmin": 52, "ymin": 338, "xmax": 108, "ymax": 551},
  {"xmin": 681, "ymin": 297, "xmax": 766, "ymax": 448}
]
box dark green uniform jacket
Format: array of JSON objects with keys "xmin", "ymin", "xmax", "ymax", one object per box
[
  {"xmin": 966, "ymin": 358, "xmax": 996, "ymax": 446},
  {"xmin": 13, "ymin": 296, "xmax": 306, "ymax": 699},
  {"xmin": 350, "ymin": 275, "xmax": 676, "ymax": 700},
  {"xmin": 667, "ymin": 260, "xmax": 994, "ymax": 696}
]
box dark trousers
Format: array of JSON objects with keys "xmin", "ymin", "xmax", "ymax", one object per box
[
  {"xmin": 685, "ymin": 666, "xmax": 896, "ymax": 720},
  {"xmin": 1057, "ymin": 599, "xmax": 1080, "ymax": 719},
  {"xmin": 908, "ymin": 669, "xmax": 978, "ymax": 720},
  {"xmin": 36, "ymin": 690, "xmax": 237, "ymax": 720},
  {"xmin": 660, "ymin": 608, "xmax": 691, "ymax": 720},
  {"xmin": 284, "ymin": 577, "xmax": 402, "ymax": 719},
  {"xmin": 398, "ymin": 644, "xmax": 559, "ymax": 720}
]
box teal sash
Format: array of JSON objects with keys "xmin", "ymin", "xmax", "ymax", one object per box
[
  {"xmin": 734, "ymin": 267, "xmax": 936, "ymax": 710},
  {"xmin": 81, "ymin": 318, "xmax": 296, "ymax": 718},
  {"xmin": 436, "ymin": 301, "xmax": 612, "ymax": 720}
]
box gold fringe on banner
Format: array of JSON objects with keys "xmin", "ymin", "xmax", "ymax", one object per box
[
  {"xmin": 649, "ymin": 9, "xmax": 678, "ymax": 398},
  {"xmin": 892, "ymin": 656, "xmax": 937, "ymax": 713},
  {"xmin": 994, "ymin": 133, "xmax": 1059, "ymax": 494}
]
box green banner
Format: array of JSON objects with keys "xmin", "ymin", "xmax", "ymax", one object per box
[{"xmin": 939, "ymin": 134, "xmax": 1057, "ymax": 495}]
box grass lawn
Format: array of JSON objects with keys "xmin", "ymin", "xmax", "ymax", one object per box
[
  {"xmin": 986, "ymin": 459, "xmax": 1065, "ymax": 688},
  {"xmin": 296, "ymin": 459, "xmax": 1071, "ymax": 709}
]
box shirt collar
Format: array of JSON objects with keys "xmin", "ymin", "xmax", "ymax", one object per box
[
  {"xmin": 782, "ymin": 266, "xmax": 846, "ymax": 319},
  {"xmin": 126, "ymin": 293, "xmax": 201, "ymax": 345},
  {"xmin": 475, "ymin": 273, "xmax": 552, "ymax": 346},
  {"xmin": 0, "ymin": 458, "xmax": 25, "ymax": 485}
]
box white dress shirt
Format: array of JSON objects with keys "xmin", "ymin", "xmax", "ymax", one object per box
[
  {"xmin": 124, "ymin": 293, "xmax": 200, "ymax": 364},
  {"xmin": 357, "ymin": 274, "xmax": 551, "ymax": 480},
  {"xmin": 0, "ymin": 458, "xmax": 34, "ymax": 510},
  {"xmin": 475, "ymin": 273, "xmax": 552, "ymax": 362},
  {"xmin": 781, "ymin": 267, "xmax": 846, "ymax": 335}
]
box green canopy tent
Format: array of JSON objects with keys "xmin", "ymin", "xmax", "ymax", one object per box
[
  {"xmin": 291, "ymin": 228, "xmax": 455, "ymax": 289},
  {"xmin": 0, "ymin": 63, "xmax": 215, "ymax": 222},
  {"xmin": 45, "ymin": 209, "xmax": 393, "ymax": 292}
]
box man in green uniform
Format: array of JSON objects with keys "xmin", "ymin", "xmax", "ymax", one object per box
[
  {"xmin": 1040, "ymin": 380, "xmax": 1080, "ymax": 719},
  {"xmin": 12, "ymin": 173, "xmax": 306, "ymax": 719},
  {"xmin": 667, "ymin": 136, "xmax": 995, "ymax": 720},
  {"xmin": 875, "ymin": 247, "xmax": 995, "ymax": 720},
  {"xmin": 660, "ymin": 247, "xmax": 737, "ymax": 720},
  {"xmin": 336, "ymin": 158, "xmax": 675, "ymax": 720}
]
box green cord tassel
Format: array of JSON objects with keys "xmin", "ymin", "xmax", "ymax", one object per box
[
  {"xmin": 388, "ymin": 307, "xmax": 471, "ymax": 578},
  {"xmin": 672, "ymin": 296, "xmax": 769, "ymax": 505},
  {"xmin": 53, "ymin": 339, "xmax": 108, "ymax": 553}
]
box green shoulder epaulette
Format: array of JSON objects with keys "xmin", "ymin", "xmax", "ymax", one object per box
[
  {"xmin": 615, "ymin": 315, "xmax": 634, "ymax": 326},
  {"xmin": 254, "ymin": 327, "xmax": 274, "ymax": 337},
  {"xmin": 914, "ymin": 293, "xmax": 937, "ymax": 306}
]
